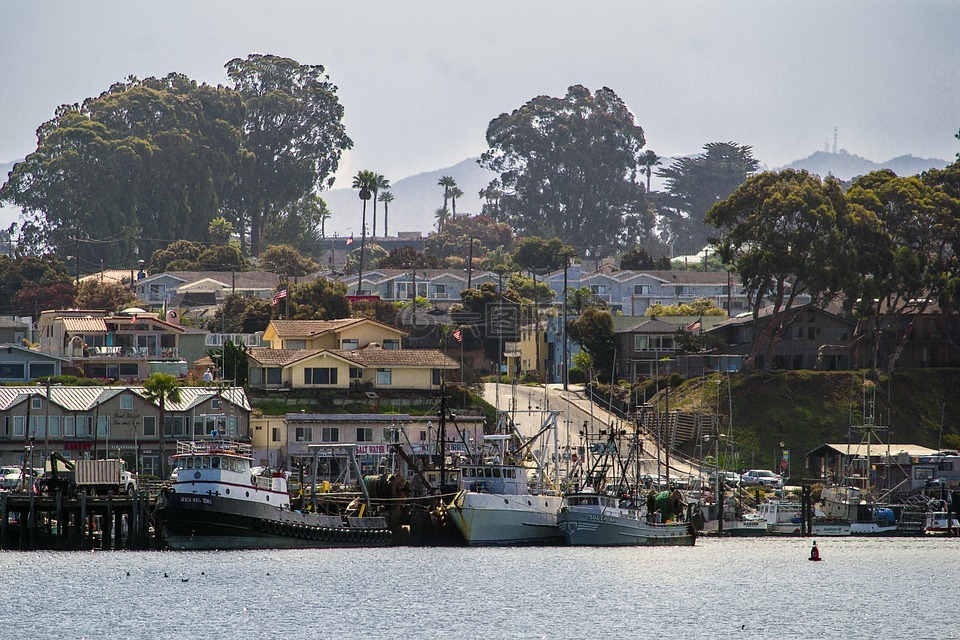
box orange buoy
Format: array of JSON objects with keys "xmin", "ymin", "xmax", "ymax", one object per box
[{"xmin": 809, "ymin": 540, "xmax": 821, "ymax": 561}]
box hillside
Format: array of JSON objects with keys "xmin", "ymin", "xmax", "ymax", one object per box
[
  {"xmin": 780, "ymin": 150, "xmax": 949, "ymax": 181},
  {"xmin": 656, "ymin": 369, "xmax": 960, "ymax": 476}
]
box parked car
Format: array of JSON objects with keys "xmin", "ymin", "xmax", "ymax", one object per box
[
  {"xmin": 741, "ymin": 469, "xmax": 782, "ymax": 486},
  {"xmin": 708, "ymin": 471, "xmax": 741, "ymax": 488}
]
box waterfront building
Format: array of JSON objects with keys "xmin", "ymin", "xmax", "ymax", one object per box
[{"xmin": 0, "ymin": 385, "xmax": 249, "ymax": 476}]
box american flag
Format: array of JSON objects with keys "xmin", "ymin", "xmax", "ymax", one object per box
[
  {"xmin": 453, "ymin": 328, "xmax": 462, "ymax": 343},
  {"xmin": 272, "ymin": 288, "xmax": 288, "ymax": 304}
]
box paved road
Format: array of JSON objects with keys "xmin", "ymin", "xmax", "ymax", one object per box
[{"xmin": 481, "ymin": 382, "xmax": 700, "ymax": 482}]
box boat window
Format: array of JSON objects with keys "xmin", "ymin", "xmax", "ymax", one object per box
[
  {"xmin": 211, "ymin": 457, "xmax": 220, "ymax": 469},
  {"xmin": 508, "ymin": 469, "xmax": 515, "ymax": 478},
  {"xmin": 202, "ymin": 457, "xmax": 210, "ymax": 469},
  {"xmin": 186, "ymin": 458, "xmax": 194, "ymax": 469},
  {"xmin": 465, "ymin": 468, "xmax": 473, "ymax": 478},
  {"xmin": 492, "ymin": 468, "xmax": 501, "ymax": 478},
  {"xmin": 484, "ymin": 468, "xmax": 492, "ymax": 478}
]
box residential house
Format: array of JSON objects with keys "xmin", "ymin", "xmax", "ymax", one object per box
[
  {"xmin": 0, "ymin": 345, "xmax": 66, "ymax": 383},
  {"xmin": 856, "ymin": 302, "xmax": 960, "ymax": 370},
  {"xmin": 0, "ymin": 385, "xmax": 249, "ymax": 476},
  {"xmin": 615, "ymin": 318, "xmax": 684, "ymax": 381},
  {"xmin": 134, "ymin": 270, "xmax": 300, "ymax": 309},
  {"xmin": 706, "ymin": 304, "xmax": 856, "ymax": 371},
  {"xmin": 0, "ymin": 318, "xmax": 30, "ymax": 345},
  {"xmin": 543, "ymin": 266, "xmax": 749, "ymax": 317},
  {"xmin": 249, "ymin": 318, "xmax": 457, "ymax": 390},
  {"xmin": 338, "ymin": 269, "xmax": 498, "ymax": 305},
  {"xmin": 37, "ymin": 309, "xmax": 188, "ymax": 381}
]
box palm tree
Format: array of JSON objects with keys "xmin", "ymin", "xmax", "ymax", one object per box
[
  {"xmin": 352, "ymin": 170, "xmax": 377, "ymax": 295},
  {"xmin": 378, "ymin": 190, "xmax": 394, "ymax": 237},
  {"xmin": 143, "ymin": 372, "xmax": 182, "ymax": 480},
  {"xmin": 434, "ymin": 207, "xmax": 450, "ymax": 234},
  {"xmin": 641, "ymin": 150, "xmax": 661, "ymax": 193},
  {"xmin": 438, "ymin": 175, "xmax": 457, "ymax": 212},
  {"xmin": 370, "ymin": 174, "xmax": 390, "ymax": 238},
  {"xmin": 450, "ymin": 186, "xmax": 464, "ymax": 217}
]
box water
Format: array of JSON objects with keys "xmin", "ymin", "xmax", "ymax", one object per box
[{"xmin": 2, "ymin": 537, "xmax": 958, "ymax": 639}]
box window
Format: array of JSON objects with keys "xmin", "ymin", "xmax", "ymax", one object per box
[
  {"xmin": 434, "ymin": 284, "xmax": 446, "ymax": 295},
  {"xmin": 383, "ymin": 339, "xmax": 400, "ymax": 350},
  {"xmin": 32, "ymin": 397, "xmax": 42, "ymax": 410},
  {"xmin": 14, "ymin": 416, "xmax": 25, "ymax": 437},
  {"xmin": 266, "ymin": 368, "xmax": 282, "ymax": 385},
  {"xmin": 432, "ymin": 369, "xmax": 442, "ymax": 385},
  {"xmin": 349, "ymin": 367, "xmax": 363, "ymax": 379},
  {"xmin": 419, "ymin": 431, "xmax": 427, "ymax": 442},
  {"xmin": 295, "ymin": 427, "xmax": 313, "ymax": 442},
  {"xmin": 211, "ymin": 398, "xmax": 221, "ymax": 410},
  {"xmin": 287, "ymin": 339, "xmax": 306, "ymax": 350},
  {"xmin": 64, "ymin": 416, "xmax": 76, "ymax": 437},
  {"xmin": 321, "ymin": 427, "xmax": 339, "ymax": 443},
  {"xmin": 120, "ymin": 395, "xmax": 133, "ymax": 410},
  {"xmin": 633, "ymin": 285, "xmax": 650, "ymax": 295},
  {"xmin": 271, "ymin": 427, "xmax": 281, "ymax": 443},
  {"xmin": 634, "ymin": 335, "xmax": 674, "ymax": 351},
  {"xmin": 357, "ymin": 427, "xmax": 374, "ymax": 442},
  {"xmin": 377, "ymin": 368, "xmax": 392, "ymax": 385},
  {"xmin": 29, "ymin": 362, "xmax": 55, "ymax": 379},
  {"xmin": 97, "ymin": 415, "xmax": 110, "ymax": 436},
  {"xmin": 49, "ymin": 416, "xmax": 60, "ymax": 437},
  {"xmin": 304, "ymin": 367, "xmax": 338, "ymax": 385},
  {"xmin": 0, "ymin": 363, "xmax": 25, "ymax": 379},
  {"xmin": 143, "ymin": 416, "xmax": 156, "ymax": 437},
  {"xmin": 341, "ymin": 339, "xmax": 359, "ymax": 351},
  {"xmin": 590, "ymin": 284, "xmax": 606, "ymax": 294},
  {"xmin": 32, "ymin": 416, "xmax": 46, "ymax": 437}
]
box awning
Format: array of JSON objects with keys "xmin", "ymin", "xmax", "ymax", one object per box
[{"xmin": 62, "ymin": 317, "xmax": 108, "ymax": 333}]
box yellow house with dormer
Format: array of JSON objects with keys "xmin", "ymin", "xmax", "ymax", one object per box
[{"xmin": 262, "ymin": 319, "xmax": 406, "ymax": 351}]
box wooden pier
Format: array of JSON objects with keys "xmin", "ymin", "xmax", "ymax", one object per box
[{"xmin": 0, "ymin": 491, "xmax": 160, "ymax": 551}]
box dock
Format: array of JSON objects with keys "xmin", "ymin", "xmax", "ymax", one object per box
[{"xmin": 0, "ymin": 490, "xmax": 159, "ymax": 551}]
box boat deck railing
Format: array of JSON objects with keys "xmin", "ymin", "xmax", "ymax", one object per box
[{"xmin": 176, "ymin": 439, "xmax": 253, "ymax": 456}]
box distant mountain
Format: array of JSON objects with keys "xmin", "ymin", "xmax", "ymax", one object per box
[
  {"xmin": 779, "ymin": 150, "xmax": 949, "ymax": 181},
  {"xmin": 319, "ymin": 158, "xmax": 497, "ymax": 237}
]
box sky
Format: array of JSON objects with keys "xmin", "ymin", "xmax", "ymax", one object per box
[{"xmin": 2, "ymin": 1, "xmax": 959, "ymax": 227}]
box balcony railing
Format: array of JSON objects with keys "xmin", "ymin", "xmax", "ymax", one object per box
[{"xmin": 66, "ymin": 346, "xmax": 180, "ymax": 359}]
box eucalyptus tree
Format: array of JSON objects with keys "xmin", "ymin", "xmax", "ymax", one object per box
[
  {"xmin": 845, "ymin": 169, "xmax": 959, "ymax": 373},
  {"xmin": 707, "ymin": 169, "xmax": 853, "ymax": 372},
  {"xmin": 227, "ymin": 54, "xmax": 352, "ymax": 257},
  {"xmin": 479, "ymin": 85, "xmax": 652, "ymax": 252},
  {"xmin": 1, "ymin": 73, "xmax": 244, "ymax": 263}
]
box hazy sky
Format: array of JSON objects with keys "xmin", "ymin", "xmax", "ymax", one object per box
[{"xmin": 2, "ymin": 1, "xmax": 959, "ymax": 187}]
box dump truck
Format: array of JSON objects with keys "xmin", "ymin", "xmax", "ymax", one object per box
[{"xmin": 41, "ymin": 453, "xmax": 138, "ymax": 496}]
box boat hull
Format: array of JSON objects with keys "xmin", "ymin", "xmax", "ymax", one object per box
[
  {"xmin": 558, "ymin": 510, "xmax": 695, "ymax": 546},
  {"xmin": 447, "ymin": 491, "xmax": 564, "ymax": 545},
  {"xmin": 157, "ymin": 491, "xmax": 391, "ymax": 550}
]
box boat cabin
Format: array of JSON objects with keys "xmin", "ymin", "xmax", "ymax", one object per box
[
  {"xmin": 171, "ymin": 440, "xmax": 289, "ymax": 508},
  {"xmin": 459, "ymin": 465, "xmax": 530, "ymax": 496}
]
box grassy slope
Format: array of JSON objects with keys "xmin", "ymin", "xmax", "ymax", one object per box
[{"xmin": 664, "ymin": 369, "xmax": 960, "ymax": 473}]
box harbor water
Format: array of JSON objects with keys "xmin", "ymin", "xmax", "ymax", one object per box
[{"xmin": 3, "ymin": 537, "xmax": 959, "ymax": 639}]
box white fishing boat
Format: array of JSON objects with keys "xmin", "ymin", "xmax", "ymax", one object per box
[
  {"xmin": 756, "ymin": 500, "xmax": 804, "ymax": 535},
  {"xmin": 447, "ymin": 460, "xmax": 564, "ymax": 545},
  {"xmin": 446, "ymin": 412, "xmax": 566, "ymax": 546},
  {"xmin": 157, "ymin": 440, "xmax": 390, "ymax": 550}
]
